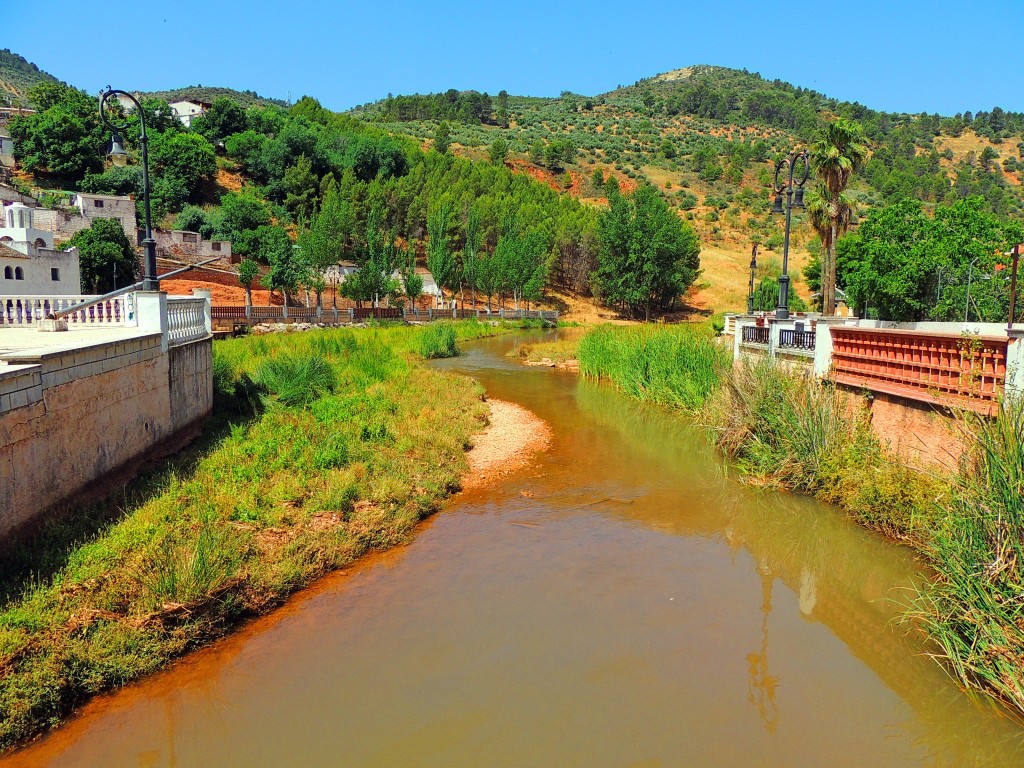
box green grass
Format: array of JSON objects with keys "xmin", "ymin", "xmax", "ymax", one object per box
[
  {"xmin": 910, "ymin": 399, "xmax": 1024, "ymax": 717},
  {"xmin": 577, "ymin": 324, "xmax": 731, "ymax": 412},
  {"xmin": 0, "ymin": 321, "xmax": 509, "ymax": 751}
]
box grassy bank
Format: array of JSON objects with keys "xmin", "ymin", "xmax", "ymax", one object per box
[
  {"xmin": 0, "ymin": 321, "xmax": 508, "ymax": 751},
  {"xmin": 531, "ymin": 323, "xmax": 1024, "ymax": 718}
]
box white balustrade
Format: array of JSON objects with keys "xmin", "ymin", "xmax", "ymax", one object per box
[
  {"xmin": 166, "ymin": 297, "xmax": 209, "ymax": 346},
  {"xmin": 0, "ymin": 295, "xmax": 129, "ymax": 326}
]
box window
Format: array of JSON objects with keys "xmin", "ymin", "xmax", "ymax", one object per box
[
  {"xmin": 3, "ymin": 266, "xmax": 11, "ymax": 279},
  {"xmin": 14, "ymin": 267, "xmax": 24, "ymax": 280},
  {"xmin": 212, "ymin": 242, "xmax": 221, "ymax": 252},
  {"xmin": 93, "ymin": 199, "xmax": 104, "ymax": 208},
  {"xmin": 51, "ymin": 267, "xmax": 60, "ymax": 281}
]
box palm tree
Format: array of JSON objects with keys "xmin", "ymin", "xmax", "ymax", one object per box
[
  {"xmin": 804, "ymin": 184, "xmax": 854, "ymax": 309},
  {"xmin": 810, "ymin": 119, "xmax": 869, "ymax": 315}
]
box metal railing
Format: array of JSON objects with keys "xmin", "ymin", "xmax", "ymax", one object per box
[
  {"xmin": 830, "ymin": 327, "xmax": 1008, "ymax": 410},
  {"xmin": 212, "ymin": 306, "xmax": 560, "ymax": 325},
  {"xmin": 1, "ymin": 295, "xmax": 127, "ymax": 326},
  {"xmin": 741, "ymin": 325, "xmax": 771, "ymax": 345},
  {"xmin": 778, "ymin": 329, "xmax": 816, "ymax": 350},
  {"xmin": 166, "ymin": 297, "xmax": 208, "ymax": 346}
]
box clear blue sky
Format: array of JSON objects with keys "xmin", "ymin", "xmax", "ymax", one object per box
[{"xmin": 10, "ymin": 0, "xmax": 1024, "ymax": 115}]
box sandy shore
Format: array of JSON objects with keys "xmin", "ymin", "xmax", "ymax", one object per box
[{"xmin": 462, "ymin": 399, "xmax": 552, "ymax": 490}]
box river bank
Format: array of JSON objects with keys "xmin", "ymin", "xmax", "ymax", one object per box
[
  {"xmin": 0, "ymin": 321, "xmax": 548, "ymax": 752},
  {"xmin": 513, "ymin": 323, "xmax": 1024, "ymax": 722}
]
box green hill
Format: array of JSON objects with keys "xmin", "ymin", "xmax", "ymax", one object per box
[
  {"xmin": 145, "ymin": 85, "xmax": 287, "ymax": 108},
  {"xmin": 0, "ymin": 49, "xmax": 60, "ymax": 106},
  {"xmin": 351, "ymin": 65, "xmax": 1024, "ymax": 312}
]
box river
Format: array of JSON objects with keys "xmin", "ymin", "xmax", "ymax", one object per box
[{"xmin": 6, "ymin": 331, "xmax": 1024, "ymax": 767}]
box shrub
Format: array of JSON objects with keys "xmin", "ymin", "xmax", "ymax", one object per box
[
  {"xmin": 254, "ymin": 353, "xmax": 337, "ymax": 407},
  {"xmin": 416, "ymin": 323, "xmax": 458, "ymax": 359}
]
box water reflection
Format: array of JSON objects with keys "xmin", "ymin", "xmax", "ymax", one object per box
[{"xmin": 747, "ymin": 566, "xmax": 779, "ymax": 734}]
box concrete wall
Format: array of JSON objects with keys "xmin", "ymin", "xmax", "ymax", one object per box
[
  {"xmin": 0, "ymin": 334, "xmax": 213, "ymax": 538},
  {"xmin": 838, "ymin": 388, "xmax": 965, "ymax": 472}
]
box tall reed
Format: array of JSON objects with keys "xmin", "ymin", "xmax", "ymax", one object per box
[
  {"xmin": 577, "ymin": 324, "xmax": 731, "ymax": 412},
  {"xmin": 911, "ymin": 399, "xmax": 1024, "ymax": 716}
]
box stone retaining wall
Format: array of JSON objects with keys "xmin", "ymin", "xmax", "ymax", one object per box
[{"xmin": 0, "ymin": 334, "xmax": 213, "ymax": 538}]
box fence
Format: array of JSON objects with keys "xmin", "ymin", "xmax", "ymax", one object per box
[
  {"xmin": 0, "ymin": 295, "xmax": 127, "ymax": 326},
  {"xmin": 209, "ymin": 305, "xmax": 559, "ymax": 325},
  {"xmin": 829, "ymin": 327, "xmax": 1008, "ymax": 411},
  {"xmin": 210, "ymin": 306, "xmax": 249, "ymax": 320},
  {"xmin": 741, "ymin": 325, "xmax": 771, "ymax": 345},
  {"xmin": 166, "ymin": 297, "xmax": 208, "ymax": 346},
  {"xmin": 351, "ymin": 307, "xmax": 403, "ymax": 321},
  {"xmin": 778, "ymin": 329, "xmax": 816, "ymax": 350}
]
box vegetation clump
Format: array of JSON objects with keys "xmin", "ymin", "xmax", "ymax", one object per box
[
  {"xmin": 577, "ymin": 324, "xmax": 730, "ymax": 412},
  {"xmin": 911, "ymin": 400, "xmax": 1024, "ymax": 717}
]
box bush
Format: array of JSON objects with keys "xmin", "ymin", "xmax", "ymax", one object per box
[
  {"xmin": 254, "ymin": 353, "xmax": 337, "ymax": 407},
  {"xmin": 416, "ymin": 323, "xmax": 458, "ymax": 359}
]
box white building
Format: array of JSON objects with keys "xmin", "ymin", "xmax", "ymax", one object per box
[
  {"xmin": 0, "ymin": 203, "xmax": 80, "ymax": 295},
  {"xmin": 168, "ymin": 100, "xmax": 211, "ymax": 128},
  {"xmin": 0, "ymin": 129, "xmax": 13, "ymax": 169}
]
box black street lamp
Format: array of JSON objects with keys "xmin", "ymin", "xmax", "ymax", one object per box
[
  {"xmin": 747, "ymin": 243, "xmax": 758, "ymax": 314},
  {"xmin": 770, "ymin": 149, "xmax": 809, "ymax": 320},
  {"xmin": 99, "ymin": 88, "xmax": 159, "ymax": 291}
]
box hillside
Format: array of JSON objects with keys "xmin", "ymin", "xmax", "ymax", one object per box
[
  {"xmin": 145, "ymin": 85, "xmax": 287, "ymax": 108},
  {"xmin": 354, "ymin": 65, "xmax": 1024, "ymax": 313},
  {"xmin": 0, "ymin": 49, "xmax": 60, "ymax": 106}
]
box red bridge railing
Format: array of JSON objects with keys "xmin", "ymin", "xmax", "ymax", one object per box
[{"xmin": 830, "ymin": 327, "xmax": 1008, "ymax": 412}]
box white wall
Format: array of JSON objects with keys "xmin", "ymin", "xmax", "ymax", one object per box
[{"xmin": 0, "ymin": 248, "xmax": 81, "ymax": 296}]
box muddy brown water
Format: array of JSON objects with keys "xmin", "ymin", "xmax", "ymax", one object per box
[{"xmin": 7, "ymin": 332, "xmax": 1024, "ymax": 767}]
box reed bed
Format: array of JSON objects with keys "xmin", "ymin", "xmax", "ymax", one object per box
[
  {"xmin": 910, "ymin": 400, "xmax": 1024, "ymax": 717},
  {"xmin": 576, "ymin": 324, "xmax": 731, "ymax": 412}
]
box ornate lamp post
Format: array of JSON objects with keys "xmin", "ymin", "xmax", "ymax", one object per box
[
  {"xmin": 747, "ymin": 243, "xmax": 758, "ymax": 314},
  {"xmin": 99, "ymin": 87, "xmax": 159, "ymax": 291},
  {"xmin": 770, "ymin": 149, "xmax": 809, "ymax": 319}
]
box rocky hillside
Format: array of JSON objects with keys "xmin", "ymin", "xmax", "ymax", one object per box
[{"xmin": 0, "ymin": 49, "xmax": 60, "ymax": 106}]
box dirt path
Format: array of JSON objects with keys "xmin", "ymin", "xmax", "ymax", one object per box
[{"xmin": 462, "ymin": 399, "xmax": 552, "ymax": 491}]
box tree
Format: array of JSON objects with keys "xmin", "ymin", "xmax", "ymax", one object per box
[
  {"xmin": 257, "ymin": 226, "xmax": 302, "ymax": 305},
  {"xmin": 340, "ymin": 206, "xmax": 401, "ymax": 306},
  {"xmin": 297, "ymin": 183, "xmax": 353, "ymax": 307},
  {"xmin": 426, "ymin": 203, "xmax": 456, "ymax": 303},
  {"xmin": 810, "ymin": 118, "xmax": 869, "ymax": 315},
  {"xmin": 238, "ymin": 258, "xmax": 260, "ymax": 308},
  {"xmin": 488, "ymin": 138, "xmax": 508, "ymax": 165},
  {"xmin": 593, "ymin": 184, "xmax": 701, "ymax": 321},
  {"xmin": 462, "ymin": 206, "xmax": 481, "ymax": 306},
  {"xmin": 191, "ymin": 97, "xmax": 248, "ymax": 144},
  {"xmin": 10, "ymin": 83, "xmax": 105, "ymax": 180},
  {"xmin": 753, "ymin": 276, "xmax": 808, "ymax": 312},
  {"xmin": 495, "ymin": 221, "xmax": 548, "ymax": 310},
  {"xmin": 69, "ymin": 218, "xmax": 139, "ymax": 294},
  {"xmin": 836, "ymin": 197, "xmax": 1024, "ymax": 321},
  {"xmin": 434, "ymin": 122, "xmax": 451, "ymax": 155},
  {"xmin": 283, "ymin": 155, "xmax": 319, "ymax": 223},
  {"xmin": 149, "ymin": 131, "xmax": 217, "ymax": 202},
  {"xmin": 400, "ymin": 250, "xmax": 423, "ymax": 307}
]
